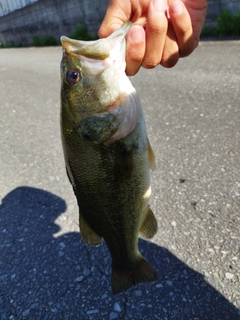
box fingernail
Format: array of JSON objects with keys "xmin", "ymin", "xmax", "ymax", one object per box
[
  {"xmin": 129, "ymin": 26, "xmax": 144, "ymax": 43},
  {"xmin": 171, "ymin": 0, "xmax": 183, "ymax": 15},
  {"xmin": 153, "ymin": 0, "xmax": 167, "ymax": 12}
]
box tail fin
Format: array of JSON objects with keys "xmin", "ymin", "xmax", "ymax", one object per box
[{"xmin": 111, "ymin": 256, "xmax": 158, "ymax": 294}]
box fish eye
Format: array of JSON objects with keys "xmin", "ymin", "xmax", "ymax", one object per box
[{"xmin": 66, "ymin": 68, "xmax": 80, "ymax": 84}]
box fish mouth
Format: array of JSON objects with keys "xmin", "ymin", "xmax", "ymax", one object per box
[{"xmin": 61, "ymin": 21, "xmax": 132, "ymax": 60}]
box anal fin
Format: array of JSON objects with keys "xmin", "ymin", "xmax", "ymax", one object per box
[
  {"xmin": 79, "ymin": 213, "xmax": 102, "ymax": 246},
  {"xmin": 139, "ymin": 207, "xmax": 158, "ymax": 239}
]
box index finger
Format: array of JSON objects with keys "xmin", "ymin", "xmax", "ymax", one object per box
[
  {"xmin": 125, "ymin": 25, "xmax": 146, "ymax": 76},
  {"xmin": 142, "ymin": 0, "xmax": 168, "ymax": 68}
]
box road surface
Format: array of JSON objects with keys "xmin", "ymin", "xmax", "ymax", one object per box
[{"xmin": 0, "ymin": 41, "xmax": 239, "ymax": 319}]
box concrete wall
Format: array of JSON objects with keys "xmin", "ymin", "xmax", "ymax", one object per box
[
  {"xmin": 0, "ymin": 0, "xmax": 108, "ymax": 46},
  {"xmin": 0, "ymin": 0, "xmax": 38, "ymax": 17},
  {"xmin": 0, "ymin": 0, "xmax": 240, "ymax": 46},
  {"xmin": 206, "ymin": 0, "xmax": 240, "ymax": 25}
]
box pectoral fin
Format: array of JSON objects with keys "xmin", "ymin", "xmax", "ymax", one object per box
[
  {"xmin": 79, "ymin": 213, "xmax": 102, "ymax": 246},
  {"xmin": 139, "ymin": 207, "xmax": 158, "ymax": 239},
  {"xmin": 114, "ymin": 143, "xmax": 134, "ymax": 182}
]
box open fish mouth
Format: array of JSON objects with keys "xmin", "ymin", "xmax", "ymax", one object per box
[{"xmin": 61, "ymin": 21, "xmax": 132, "ymax": 60}]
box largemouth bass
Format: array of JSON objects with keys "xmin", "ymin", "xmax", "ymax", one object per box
[{"xmin": 60, "ymin": 21, "xmax": 158, "ymax": 294}]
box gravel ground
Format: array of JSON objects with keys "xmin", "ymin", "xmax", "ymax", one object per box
[{"xmin": 0, "ymin": 41, "xmax": 239, "ymax": 319}]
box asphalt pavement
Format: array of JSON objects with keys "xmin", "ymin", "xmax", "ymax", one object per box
[{"xmin": 0, "ymin": 41, "xmax": 239, "ymax": 320}]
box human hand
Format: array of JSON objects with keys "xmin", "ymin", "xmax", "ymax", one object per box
[{"xmin": 98, "ymin": 0, "xmax": 208, "ymax": 76}]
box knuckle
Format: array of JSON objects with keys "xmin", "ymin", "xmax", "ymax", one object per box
[
  {"xmin": 127, "ymin": 44, "xmax": 145, "ymax": 64},
  {"xmin": 161, "ymin": 53, "xmax": 179, "ymax": 68},
  {"xmin": 148, "ymin": 22, "xmax": 168, "ymax": 36},
  {"xmin": 126, "ymin": 66, "xmax": 139, "ymax": 77},
  {"xmin": 179, "ymin": 39, "xmax": 196, "ymax": 57},
  {"xmin": 142, "ymin": 57, "xmax": 159, "ymax": 69},
  {"xmin": 128, "ymin": 50, "xmax": 144, "ymax": 63}
]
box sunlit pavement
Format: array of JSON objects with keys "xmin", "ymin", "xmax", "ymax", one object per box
[{"xmin": 0, "ymin": 42, "xmax": 239, "ymax": 319}]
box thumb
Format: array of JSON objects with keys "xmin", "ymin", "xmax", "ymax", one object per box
[{"xmin": 98, "ymin": 2, "xmax": 129, "ymax": 38}]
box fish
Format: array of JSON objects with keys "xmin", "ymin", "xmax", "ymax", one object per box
[{"xmin": 60, "ymin": 21, "xmax": 158, "ymax": 294}]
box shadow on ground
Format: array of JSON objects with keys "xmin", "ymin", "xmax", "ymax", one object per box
[{"xmin": 0, "ymin": 187, "xmax": 239, "ymax": 320}]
